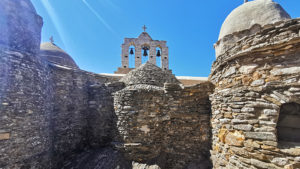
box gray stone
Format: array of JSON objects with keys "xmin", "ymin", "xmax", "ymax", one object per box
[
  {"xmin": 241, "ymin": 107, "xmax": 255, "ymax": 113},
  {"xmin": 254, "ymin": 126, "xmax": 276, "ymax": 132},
  {"xmin": 245, "ymin": 132, "xmax": 276, "ymax": 141},
  {"xmin": 271, "ymin": 158, "xmax": 288, "ymax": 166},
  {"xmin": 239, "ymin": 64, "xmax": 258, "ymax": 74},
  {"xmin": 271, "ymin": 67, "xmax": 300, "ymax": 76},
  {"xmin": 263, "ymin": 109, "xmax": 278, "ymax": 116},
  {"xmin": 251, "ymin": 79, "xmax": 265, "ymax": 87},
  {"xmin": 233, "ymin": 124, "xmax": 253, "ymax": 131},
  {"xmin": 223, "ymin": 67, "xmax": 236, "ymax": 77}
]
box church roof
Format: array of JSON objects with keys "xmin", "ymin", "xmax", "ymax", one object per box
[
  {"xmin": 138, "ymin": 32, "xmax": 153, "ymax": 41},
  {"xmin": 219, "ymin": 0, "xmax": 291, "ymax": 40},
  {"xmin": 120, "ymin": 62, "xmax": 180, "ymax": 87},
  {"xmin": 40, "ymin": 42, "xmax": 79, "ymax": 69}
]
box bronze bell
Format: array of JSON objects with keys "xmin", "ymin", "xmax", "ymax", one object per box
[
  {"xmin": 143, "ymin": 49, "xmax": 148, "ymax": 56},
  {"xmin": 130, "ymin": 48, "xmax": 134, "ymax": 55},
  {"xmin": 156, "ymin": 50, "xmax": 161, "ymax": 57}
]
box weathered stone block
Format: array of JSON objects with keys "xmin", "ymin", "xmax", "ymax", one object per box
[
  {"xmin": 263, "ymin": 109, "xmax": 278, "ymax": 116},
  {"xmin": 271, "ymin": 158, "xmax": 288, "ymax": 166},
  {"xmin": 251, "ymin": 79, "xmax": 265, "ymax": 87},
  {"xmin": 245, "ymin": 132, "xmax": 276, "ymax": 141},
  {"xmin": 244, "ymin": 139, "xmax": 260, "ymax": 149},
  {"xmin": 223, "ymin": 67, "xmax": 236, "ymax": 78},
  {"xmin": 281, "ymin": 148, "xmax": 300, "ymax": 156},
  {"xmin": 241, "ymin": 107, "xmax": 255, "ymax": 113},
  {"xmin": 271, "ymin": 67, "xmax": 300, "ymax": 76},
  {"xmin": 218, "ymin": 128, "xmax": 228, "ymax": 143},
  {"xmin": 225, "ymin": 131, "xmax": 245, "ymax": 146},
  {"xmin": 239, "ymin": 64, "xmax": 258, "ymax": 74},
  {"xmin": 233, "ymin": 124, "xmax": 252, "ymax": 131},
  {"xmin": 284, "ymin": 163, "xmax": 300, "ymax": 169},
  {"xmin": 0, "ymin": 133, "xmax": 10, "ymax": 140}
]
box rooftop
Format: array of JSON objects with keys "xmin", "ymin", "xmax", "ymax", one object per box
[{"xmin": 219, "ymin": 0, "xmax": 291, "ymax": 40}]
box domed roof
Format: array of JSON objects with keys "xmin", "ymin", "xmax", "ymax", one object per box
[
  {"xmin": 120, "ymin": 62, "xmax": 180, "ymax": 87},
  {"xmin": 219, "ymin": 0, "xmax": 291, "ymax": 40},
  {"xmin": 40, "ymin": 42, "xmax": 79, "ymax": 69}
]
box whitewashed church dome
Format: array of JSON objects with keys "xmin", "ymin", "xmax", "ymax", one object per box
[{"xmin": 218, "ymin": 0, "xmax": 291, "ymax": 40}]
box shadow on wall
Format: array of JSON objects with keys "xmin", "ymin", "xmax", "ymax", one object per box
[{"xmin": 277, "ymin": 102, "xmax": 300, "ymax": 148}]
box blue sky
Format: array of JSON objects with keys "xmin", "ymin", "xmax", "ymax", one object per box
[{"xmin": 31, "ymin": 0, "xmax": 300, "ymax": 77}]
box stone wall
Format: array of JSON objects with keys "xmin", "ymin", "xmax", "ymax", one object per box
[
  {"xmin": 0, "ymin": 0, "xmax": 43, "ymax": 54},
  {"xmin": 0, "ymin": 1, "xmax": 217, "ymax": 169},
  {"xmin": 114, "ymin": 82, "xmax": 214, "ymax": 169},
  {"xmin": 210, "ymin": 19, "xmax": 300, "ymax": 169},
  {"xmin": 88, "ymin": 82, "xmax": 125, "ymax": 148},
  {"xmin": 48, "ymin": 64, "xmax": 123, "ymax": 168},
  {"xmin": 0, "ymin": 49, "xmax": 52, "ymax": 169},
  {"xmin": 0, "ymin": 49, "xmax": 124, "ymax": 168}
]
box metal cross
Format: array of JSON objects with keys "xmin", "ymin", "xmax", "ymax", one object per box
[
  {"xmin": 142, "ymin": 25, "xmax": 147, "ymax": 32},
  {"xmin": 50, "ymin": 36, "xmax": 54, "ymax": 43}
]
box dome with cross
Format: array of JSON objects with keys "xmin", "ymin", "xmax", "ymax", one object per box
[{"xmin": 40, "ymin": 41, "xmax": 79, "ymax": 69}]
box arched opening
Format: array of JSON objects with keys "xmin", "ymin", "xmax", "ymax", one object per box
[
  {"xmin": 277, "ymin": 102, "xmax": 300, "ymax": 144},
  {"xmin": 141, "ymin": 44, "xmax": 149, "ymax": 64},
  {"xmin": 128, "ymin": 45, "xmax": 135, "ymax": 68},
  {"xmin": 156, "ymin": 47, "xmax": 162, "ymax": 68}
]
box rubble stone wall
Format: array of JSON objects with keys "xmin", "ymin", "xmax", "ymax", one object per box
[
  {"xmin": 0, "ymin": 50, "xmax": 123, "ymax": 169},
  {"xmin": 49, "ymin": 65, "xmax": 123, "ymax": 168},
  {"xmin": 114, "ymin": 82, "xmax": 214, "ymax": 169},
  {"xmin": 87, "ymin": 82, "xmax": 125, "ymax": 148},
  {"xmin": 210, "ymin": 19, "xmax": 300, "ymax": 169},
  {"xmin": 0, "ymin": 49, "xmax": 52, "ymax": 169}
]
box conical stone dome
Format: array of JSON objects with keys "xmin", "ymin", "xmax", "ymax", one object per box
[
  {"xmin": 40, "ymin": 42, "xmax": 79, "ymax": 69},
  {"xmin": 219, "ymin": 0, "xmax": 291, "ymax": 40},
  {"xmin": 120, "ymin": 62, "xmax": 180, "ymax": 87}
]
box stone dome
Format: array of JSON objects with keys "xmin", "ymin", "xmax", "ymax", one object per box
[
  {"xmin": 120, "ymin": 62, "xmax": 180, "ymax": 87},
  {"xmin": 40, "ymin": 42, "xmax": 79, "ymax": 69},
  {"xmin": 218, "ymin": 0, "xmax": 291, "ymax": 40},
  {"xmin": 0, "ymin": 0, "xmax": 43, "ymax": 53}
]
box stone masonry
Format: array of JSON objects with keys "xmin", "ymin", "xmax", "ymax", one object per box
[
  {"xmin": 114, "ymin": 63, "xmax": 213, "ymax": 169},
  {"xmin": 1, "ymin": 0, "xmax": 300, "ymax": 169},
  {"xmin": 210, "ymin": 15, "xmax": 300, "ymax": 169},
  {"xmin": 116, "ymin": 31, "xmax": 169, "ymax": 74}
]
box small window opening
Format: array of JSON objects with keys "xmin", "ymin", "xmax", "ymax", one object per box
[
  {"xmin": 128, "ymin": 45, "xmax": 135, "ymax": 68},
  {"xmin": 141, "ymin": 45, "xmax": 149, "ymax": 64},
  {"xmin": 124, "ymin": 66, "xmax": 127, "ymax": 68},
  {"xmin": 277, "ymin": 102, "xmax": 300, "ymax": 146},
  {"xmin": 156, "ymin": 47, "xmax": 161, "ymax": 68}
]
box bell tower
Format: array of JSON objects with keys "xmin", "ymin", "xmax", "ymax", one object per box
[{"xmin": 115, "ymin": 26, "xmax": 169, "ymax": 74}]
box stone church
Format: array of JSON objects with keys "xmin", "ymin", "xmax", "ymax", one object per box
[{"xmin": 0, "ymin": 0, "xmax": 300, "ymax": 169}]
